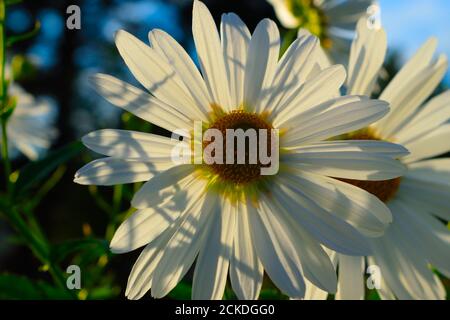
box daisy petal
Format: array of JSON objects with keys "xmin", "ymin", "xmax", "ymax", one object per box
[
  {"xmin": 74, "ymin": 158, "xmax": 167, "ymax": 186},
  {"xmin": 286, "ymin": 172, "xmax": 392, "ymax": 237},
  {"xmin": 230, "ymin": 201, "xmax": 264, "ymax": 300},
  {"xmin": 288, "ymin": 140, "xmax": 409, "ymax": 158},
  {"xmin": 115, "ymin": 30, "xmax": 199, "ymax": 115},
  {"xmin": 272, "ymin": 65, "xmax": 346, "ymax": 125},
  {"xmin": 376, "ymin": 38, "xmax": 448, "ymax": 139},
  {"xmin": 151, "ymin": 192, "xmax": 216, "ymax": 298},
  {"xmin": 110, "ymin": 206, "xmax": 180, "ymax": 254},
  {"xmin": 131, "ymin": 165, "xmax": 195, "ymax": 209},
  {"xmin": 335, "ymin": 255, "xmax": 365, "ymax": 300},
  {"xmin": 221, "ymin": 13, "xmax": 251, "ymax": 107},
  {"xmin": 248, "ymin": 199, "xmax": 306, "ymax": 298},
  {"xmin": 304, "ymin": 279, "xmax": 328, "ymax": 300},
  {"xmin": 267, "ymin": 0, "xmax": 299, "ymax": 28},
  {"xmin": 148, "ymin": 29, "xmax": 211, "ymax": 120},
  {"xmin": 260, "ymin": 35, "xmax": 318, "ymax": 116},
  {"xmin": 82, "ymin": 129, "xmax": 179, "ymax": 160},
  {"xmin": 244, "ymin": 19, "xmax": 280, "ymax": 112},
  {"xmin": 402, "ymin": 124, "xmax": 450, "ymax": 163},
  {"xmin": 125, "ymin": 227, "xmax": 176, "ymax": 300},
  {"xmin": 283, "ymin": 142, "xmax": 406, "ymax": 181},
  {"xmin": 263, "ymin": 194, "xmax": 337, "ymax": 293},
  {"xmin": 347, "ymin": 18, "xmax": 387, "ymax": 96},
  {"xmin": 111, "ymin": 175, "xmax": 208, "ymax": 254},
  {"xmin": 281, "ymin": 98, "xmax": 389, "ymax": 145},
  {"xmin": 398, "ymin": 164, "xmax": 450, "ymax": 221},
  {"xmin": 275, "ymin": 175, "xmax": 372, "ymax": 255},
  {"xmin": 192, "ymin": 0, "xmax": 232, "ymax": 110},
  {"xmin": 371, "ymin": 200, "xmax": 446, "ymax": 300},
  {"xmin": 89, "ymin": 74, "xmax": 192, "ymax": 133},
  {"xmin": 392, "ymin": 200, "xmax": 450, "ymax": 278},
  {"xmin": 396, "ymin": 91, "xmax": 450, "ymax": 144},
  {"xmin": 192, "ymin": 197, "xmax": 236, "ymax": 299}
]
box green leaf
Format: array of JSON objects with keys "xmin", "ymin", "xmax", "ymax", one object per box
[
  {"xmin": 259, "ymin": 288, "xmax": 289, "ymax": 300},
  {"xmin": 168, "ymin": 281, "xmax": 192, "ymax": 300},
  {"xmin": 50, "ymin": 238, "xmax": 109, "ymax": 263},
  {"xmin": 13, "ymin": 141, "xmax": 84, "ymax": 197},
  {"xmin": 0, "ymin": 274, "xmax": 73, "ymax": 299}
]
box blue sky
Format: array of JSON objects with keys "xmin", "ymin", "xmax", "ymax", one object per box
[{"xmin": 380, "ymin": 0, "xmax": 450, "ymax": 84}]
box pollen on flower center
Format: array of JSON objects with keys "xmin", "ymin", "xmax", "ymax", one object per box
[
  {"xmin": 203, "ymin": 110, "xmax": 274, "ymax": 185},
  {"xmin": 340, "ymin": 129, "xmax": 401, "ymax": 203}
]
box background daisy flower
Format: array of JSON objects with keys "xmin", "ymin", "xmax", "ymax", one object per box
[
  {"xmin": 75, "ymin": 1, "xmax": 406, "ymax": 300},
  {"xmin": 267, "ymin": 0, "xmax": 377, "ymax": 64},
  {"xmin": 308, "ymin": 17, "xmax": 450, "ymax": 300},
  {"xmin": 1, "ymin": 84, "xmax": 57, "ymax": 161}
]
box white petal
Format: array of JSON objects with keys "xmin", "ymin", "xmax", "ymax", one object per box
[
  {"xmin": 110, "ymin": 205, "xmax": 179, "ymax": 254},
  {"xmin": 370, "ymin": 200, "xmax": 446, "ymax": 300},
  {"xmin": 280, "ymin": 98, "xmax": 389, "ymax": 145},
  {"xmin": 335, "ymin": 255, "xmax": 365, "ymax": 300},
  {"xmin": 272, "ymin": 65, "xmax": 346, "ymax": 126},
  {"xmin": 407, "ymin": 158, "xmax": 450, "ymax": 188},
  {"xmin": 392, "ymin": 200, "xmax": 450, "ymax": 278},
  {"xmin": 347, "ymin": 18, "xmax": 387, "ymax": 96},
  {"xmin": 260, "ymin": 35, "xmax": 318, "ymax": 116},
  {"xmin": 275, "ymin": 174, "xmax": 372, "ymax": 255},
  {"xmin": 287, "ymin": 140, "xmax": 409, "ymax": 158},
  {"xmin": 192, "ymin": 0, "xmax": 232, "ymax": 109},
  {"xmin": 192, "ymin": 197, "xmax": 236, "ymax": 300},
  {"xmin": 131, "ymin": 165, "xmax": 195, "ymax": 209},
  {"xmin": 244, "ymin": 19, "xmax": 280, "ymax": 112},
  {"xmin": 248, "ymin": 198, "xmax": 306, "ymax": 298},
  {"xmin": 125, "ymin": 227, "xmax": 176, "ymax": 300},
  {"xmin": 267, "ymin": 0, "xmax": 299, "ymax": 28},
  {"xmin": 304, "ymin": 279, "xmax": 328, "ymax": 300},
  {"xmin": 82, "ymin": 129, "xmax": 178, "ymax": 160},
  {"xmin": 396, "ymin": 91, "xmax": 450, "ymax": 144},
  {"xmin": 229, "ymin": 201, "xmax": 264, "ymax": 300},
  {"xmin": 111, "ymin": 175, "xmax": 208, "ymax": 254},
  {"xmin": 151, "ymin": 192, "xmax": 217, "ymax": 298},
  {"xmin": 74, "ymin": 158, "xmax": 168, "ymax": 186},
  {"xmin": 89, "ymin": 74, "xmax": 192, "ymax": 133},
  {"xmin": 402, "ymin": 124, "xmax": 450, "ymax": 163},
  {"xmin": 287, "ymin": 171, "xmax": 392, "ymax": 237},
  {"xmin": 297, "ymin": 29, "xmax": 332, "ymax": 70},
  {"xmin": 260, "ymin": 193, "xmax": 338, "ymax": 295},
  {"xmin": 396, "ymin": 176, "xmax": 450, "ymax": 220},
  {"xmin": 378, "ymin": 38, "xmax": 438, "ymax": 103},
  {"xmin": 148, "ymin": 29, "xmax": 211, "ymax": 121},
  {"xmin": 220, "ymin": 13, "xmax": 251, "ymax": 107},
  {"xmin": 283, "ymin": 143, "xmax": 406, "ymax": 181},
  {"xmin": 322, "ymin": 0, "xmax": 373, "ymax": 26},
  {"xmin": 376, "ymin": 38, "xmax": 448, "ymax": 139},
  {"xmin": 115, "ymin": 30, "xmax": 200, "ymax": 115}
]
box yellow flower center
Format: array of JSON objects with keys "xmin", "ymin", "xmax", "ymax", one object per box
[
  {"xmin": 340, "ymin": 129, "xmax": 401, "ymax": 203},
  {"xmin": 199, "ymin": 109, "xmax": 277, "ymax": 204},
  {"xmin": 203, "ymin": 110, "xmax": 274, "ymax": 184}
]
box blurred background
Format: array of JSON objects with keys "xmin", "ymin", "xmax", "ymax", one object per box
[{"xmin": 0, "ymin": 0, "xmax": 449, "ymax": 299}]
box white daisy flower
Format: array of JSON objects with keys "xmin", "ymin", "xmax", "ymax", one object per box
[
  {"xmin": 267, "ymin": 0, "xmax": 377, "ymax": 64},
  {"xmin": 307, "ymin": 18, "xmax": 450, "ymax": 300},
  {"xmin": 75, "ymin": 1, "xmax": 406, "ymax": 300},
  {"xmin": 1, "ymin": 84, "xmax": 57, "ymax": 160}
]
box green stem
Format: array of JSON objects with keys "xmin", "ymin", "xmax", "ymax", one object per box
[
  {"xmin": 1, "ymin": 119, "xmax": 11, "ymax": 193},
  {"xmin": 0, "ymin": 1, "xmax": 11, "ymax": 194}
]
